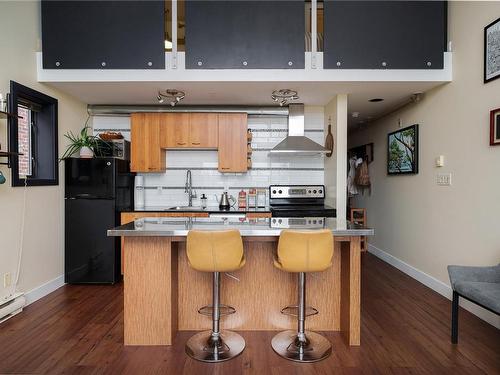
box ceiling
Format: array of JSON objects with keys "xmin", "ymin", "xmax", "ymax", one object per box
[{"xmin": 47, "ymin": 80, "xmax": 447, "ymax": 128}]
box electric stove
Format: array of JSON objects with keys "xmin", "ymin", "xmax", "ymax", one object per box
[{"xmin": 269, "ymin": 185, "xmax": 336, "ymax": 218}]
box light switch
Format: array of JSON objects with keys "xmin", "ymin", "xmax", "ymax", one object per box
[
  {"xmin": 3, "ymin": 272, "xmax": 11, "ymax": 288},
  {"xmin": 437, "ymin": 173, "xmax": 452, "ymax": 186},
  {"xmin": 435, "ymin": 155, "xmax": 445, "ymax": 167}
]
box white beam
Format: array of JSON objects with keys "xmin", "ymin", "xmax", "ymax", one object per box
[{"xmin": 171, "ymin": 0, "xmax": 177, "ymax": 69}]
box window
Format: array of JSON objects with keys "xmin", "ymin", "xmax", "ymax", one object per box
[{"xmin": 8, "ymin": 81, "xmax": 58, "ymax": 186}]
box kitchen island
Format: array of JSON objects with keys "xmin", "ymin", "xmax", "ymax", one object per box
[{"xmin": 108, "ymin": 217, "xmax": 374, "ymax": 347}]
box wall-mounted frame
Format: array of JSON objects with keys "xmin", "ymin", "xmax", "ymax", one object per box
[
  {"xmin": 490, "ymin": 108, "xmax": 500, "ymax": 146},
  {"xmin": 484, "ymin": 17, "xmax": 500, "ymax": 83},
  {"xmin": 387, "ymin": 124, "xmax": 419, "ymax": 175}
]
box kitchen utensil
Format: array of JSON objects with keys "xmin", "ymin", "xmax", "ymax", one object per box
[
  {"xmin": 99, "ymin": 131, "xmax": 124, "ymax": 141},
  {"xmin": 215, "ymin": 192, "xmax": 236, "ymax": 210},
  {"xmin": 325, "ymin": 117, "xmax": 334, "ymax": 158}
]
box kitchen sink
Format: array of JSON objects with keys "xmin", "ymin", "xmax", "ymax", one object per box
[{"xmin": 166, "ymin": 206, "xmax": 203, "ymax": 211}]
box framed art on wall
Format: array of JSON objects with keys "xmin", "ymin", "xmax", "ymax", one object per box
[
  {"xmin": 490, "ymin": 108, "xmax": 500, "ymax": 146},
  {"xmin": 387, "ymin": 124, "xmax": 419, "ymax": 175},
  {"xmin": 484, "ymin": 17, "xmax": 500, "ymax": 83}
]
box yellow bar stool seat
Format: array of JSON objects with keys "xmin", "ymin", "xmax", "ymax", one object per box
[
  {"xmin": 272, "ymin": 229, "xmax": 334, "ymax": 363},
  {"xmin": 185, "ymin": 230, "xmax": 246, "ymax": 363}
]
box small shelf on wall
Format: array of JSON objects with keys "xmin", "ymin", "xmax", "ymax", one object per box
[
  {"xmin": 0, "ymin": 151, "xmax": 22, "ymax": 166},
  {"xmin": 0, "ymin": 110, "xmax": 22, "ymax": 120}
]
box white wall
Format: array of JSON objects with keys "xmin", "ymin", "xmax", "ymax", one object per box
[
  {"xmin": 324, "ymin": 95, "xmax": 347, "ymax": 219},
  {"xmin": 349, "ymin": 1, "xmax": 500, "ymax": 327},
  {"xmin": 93, "ymin": 106, "xmax": 326, "ymax": 208},
  {"xmin": 0, "ymin": 1, "xmax": 87, "ymax": 303}
]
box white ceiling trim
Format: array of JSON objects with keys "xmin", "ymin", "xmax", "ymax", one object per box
[{"xmin": 36, "ymin": 52, "xmax": 452, "ymax": 83}]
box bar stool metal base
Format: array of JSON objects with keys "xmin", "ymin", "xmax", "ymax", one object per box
[
  {"xmin": 271, "ymin": 330, "xmax": 332, "ymax": 363},
  {"xmin": 186, "ymin": 330, "xmax": 246, "ymax": 363}
]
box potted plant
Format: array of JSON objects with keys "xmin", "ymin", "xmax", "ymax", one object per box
[{"xmin": 61, "ymin": 125, "xmax": 101, "ymax": 159}]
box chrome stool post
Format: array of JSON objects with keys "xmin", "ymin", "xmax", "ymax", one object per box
[
  {"xmin": 185, "ymin": 271, "xmax": 245, "ymax": 362},
  {"xmin": 271, "ymin": 272, "xmax": 332, "ymax": 362}
]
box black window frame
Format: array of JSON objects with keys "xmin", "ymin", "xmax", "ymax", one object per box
[{"xmin": 8, "ymin": 81, "xmax": 59, "ymax": 187}]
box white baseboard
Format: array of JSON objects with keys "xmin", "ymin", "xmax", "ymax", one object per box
[
  {"xmin": 368, "ymin": 244, "xmax": 500, "ymax": 329},
  {"xmin": 24, "ymin": 275, "xmax": 65, "ymax": 306}
]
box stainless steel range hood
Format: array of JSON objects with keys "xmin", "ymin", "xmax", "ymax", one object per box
[{"xmin": 269, "ymin": 103, "xmax": 327, "ymax": 156}]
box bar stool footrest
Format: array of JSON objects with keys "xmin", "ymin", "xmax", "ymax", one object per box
[
  {"xmin": 198, "ymin": 304, "xmax": 236, "ymax": 317},
  {"xmin": 281, "ymin": 305, "xmax": 319, "ymax": 317}
]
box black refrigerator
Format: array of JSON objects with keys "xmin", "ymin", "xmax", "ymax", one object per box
[{"xmin": 65, "ymin": 158, "xmax": 134, "ymax": 284}]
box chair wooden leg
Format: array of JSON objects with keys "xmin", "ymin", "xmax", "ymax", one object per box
[{"xmin": 451, "ymin": 291, "xmax": 459, "ymax": 344}]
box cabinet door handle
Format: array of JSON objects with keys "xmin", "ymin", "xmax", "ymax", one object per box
[
  {"xmin": 221, "ymin": 167, "xmax": 230, "ymax": 170},
  {"xmin": 177, "ymin": 142, "xmax": 186, "ymax": 145},
  {"xmin": 192, "ymin": 142, "xmax": 201, "ymax": 145}
]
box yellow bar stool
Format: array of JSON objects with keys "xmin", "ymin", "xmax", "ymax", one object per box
[
  {"xmin": 185, "ymin": 230, "xmax": 246, "ymax": 363},
  {"xmin": 272, "ymin": 229, "xmax": 334, "ymax": 363}
]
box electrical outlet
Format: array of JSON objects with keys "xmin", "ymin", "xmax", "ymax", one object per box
[
  {"xmin": 437, "ymin": 173, "xmax": 452, "ymax": 186},
  {"xmin": 3, "ymin": 273, "xmax": 12, "ymax": 288}
]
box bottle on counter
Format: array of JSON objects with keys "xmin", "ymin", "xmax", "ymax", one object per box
[
  {"xmin": 248, "ymin": 188, "xmax": 257, "ymax": 208},
  {"xmin": 238, "ymin": 190, "xmax": 247, "ymax": 209},
  {"xmin": 200, "ymin": 193, "xmax": 207, "ymax": 209}
]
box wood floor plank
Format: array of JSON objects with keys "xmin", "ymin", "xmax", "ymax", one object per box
[{"xmin": 0, "ymin": 254, "xmax": 498, "ymax": 374}]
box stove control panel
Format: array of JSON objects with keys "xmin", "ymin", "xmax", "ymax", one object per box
[
  {"xmin": 269, "ymin": 185, "xmax": 325, "ymax": 199},
  {"xmin": 270, "ymin": 217, "xmax": 326, "ymax": 229}
]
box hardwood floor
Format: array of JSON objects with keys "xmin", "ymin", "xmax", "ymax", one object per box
[{"xmin": 0, "ymin": 253, "xmax": 498, "ymax": 374}]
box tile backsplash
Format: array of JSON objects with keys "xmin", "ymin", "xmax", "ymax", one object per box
[{"xmin": 93, "ymin": 107, "xmax": 325, "ymax": 207}]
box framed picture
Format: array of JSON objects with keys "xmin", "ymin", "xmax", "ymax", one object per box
[
  {"xmin": 387, "ymin": 125, "xmax": 419, "ymax": 175},
  {"xmin": 484, "ymin": 17, "xmax": 500, "ymax": 83},
  {"xmin": 490, "ymin": 108, "xmax": 500, "ymax": 146}
]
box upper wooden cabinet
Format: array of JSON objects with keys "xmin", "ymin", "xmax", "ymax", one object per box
[
  {"xmin": 131, "ymin": 112, "xmax": 247, "ymax": 173},
  {"xmin": 160, "ymin": 113, "xmax": 218, "ymax": 148},
  {"xmin": 218, "ymin": 113, "xmax": 248, "ymax": 173},
  {"xmin": 160, "ymin": 113, "xmax": 190, "ymax": 148},
  {"xmin": 189, "ymin": 113, "xmax": 218, "ymax": 148},
  {"xmin": 130, "ymin": 113, "xmax": 166, "ymax": 173}
]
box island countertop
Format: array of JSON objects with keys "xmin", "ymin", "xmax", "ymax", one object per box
[{"xmin": 108, "ymin": 217, "xmax": 374, "ymax": 237}]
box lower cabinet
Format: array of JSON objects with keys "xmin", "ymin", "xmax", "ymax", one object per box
[{"xmin": 120, "ymin": 212, "xmax": 210, "ymax": 274}]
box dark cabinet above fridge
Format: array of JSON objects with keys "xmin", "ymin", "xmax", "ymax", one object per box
[{"xmin": 41, "ymin": 0, "xmax": 165, "ymax": 69}]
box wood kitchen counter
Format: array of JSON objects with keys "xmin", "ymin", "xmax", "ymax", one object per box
[{"xmin": 108, "ymin": 217, "xmax": 374, "ymax": 347}]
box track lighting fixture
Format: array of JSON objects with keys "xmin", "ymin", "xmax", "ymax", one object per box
[
  {"xmin": 157, "ymin": 89, "xmax": 185, "ymax": 106},
  {"xmin": 271, "ymin": 89, "xmax": 299, "ymax": 107}
]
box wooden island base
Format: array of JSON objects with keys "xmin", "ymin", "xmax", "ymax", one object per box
[{"xmin": 123, "ymin": 236, "xmax": 361, "ymax": 347}]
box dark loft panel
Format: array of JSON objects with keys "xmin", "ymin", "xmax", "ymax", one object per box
[
  {"xmin": 185, "ymin": 1, "xmax": 304, "ymax": 69},
  {"xmin": 324, "ymin": 1, "xmax": 447, "ymax": 69},
  {"xmin": 42, "ymin": 1, "xmax": 165, "ymax": 69}
]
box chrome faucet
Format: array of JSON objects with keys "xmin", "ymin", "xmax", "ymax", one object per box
[{"xmin": 185, "ymin": 169, "xmax": 197, "ymax": 207}]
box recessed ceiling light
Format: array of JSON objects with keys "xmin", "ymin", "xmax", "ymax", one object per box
[{"xmin": 369, "ymin": 98, "xmax": 384, "ymax": 102}]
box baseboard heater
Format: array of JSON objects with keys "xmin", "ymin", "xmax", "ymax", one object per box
[{"xmin": 0, "ymin": 293, "xmax": 26, "ymax": 324}]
